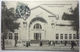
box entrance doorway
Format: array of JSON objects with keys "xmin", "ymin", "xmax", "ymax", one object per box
[{"xmin": 34, "ymin": 33, "xmax": 41, "ymax": 40}]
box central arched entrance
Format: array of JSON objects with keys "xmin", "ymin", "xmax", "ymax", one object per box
[
  {"xmin": 29, "ymin": 17, "xmax": 47, "ymax": 41},
  {"xmin": 33, "ymin": 23, "xmax": 42, "ymax": 40}
]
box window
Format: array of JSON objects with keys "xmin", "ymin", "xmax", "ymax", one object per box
[
  {"xmin": 51, "ymin": 23, "xmax": 54, "ymax": 25},
  {"xmin": 33, "ymin": 23, "xmax": 42, "ymax": 29},
  {"xmin": 77, "ymin": 34, "xmax": 79, "ymax": 39},
  {"xmin": 4, "ymin": 33, "xmax": 7, "ymax": 39},
  {"xmin": 56, "ymin": 34, "xmax": 59, "ymax": 39},
  {"xmin": 60, "ymin": 34, "xmax": 63, "ymax": 39},
  {"xmin": 23, "ymin": 22, "xmax": 27, "ymax": 24},
  {"xmin": 34, "ymin": 33, "xmax": 41, "ymax": 40},
  {"xmin": 14, "ymin": 33, "xmax": 18, "ymax": 40},
  {"xmin": 69, "ymin": 34, "xmax": 72, "ymax": 39},
  {"xmin": 73, "ymin": 34, "xmax": 76, "ymax": 39},
  {"xmin": 9, "ymin": 33, "xmax": 13, "ymax": 39},
  {"xmin": 65, "ymin": 34, "xmax": 67, "ymax": 39}
]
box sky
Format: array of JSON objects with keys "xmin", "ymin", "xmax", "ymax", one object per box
[{"xmin": 5, "ymin": 1, "xmax": 78, "ymax": 20}]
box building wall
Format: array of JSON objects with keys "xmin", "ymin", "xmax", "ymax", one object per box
[{"xmin": 4, "ymin": 6, "xmax": 78, "ymax": 46}]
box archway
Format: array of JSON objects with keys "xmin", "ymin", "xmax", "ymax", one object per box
[
  {"xmin": 29, "ymin": 17, "xmax": 47, "ymax": 28},
  {"xmin": 33, "ymin": 23, "xmax": 42, "ymax": 40},
  {"xmin": 29, "ymin": 17, "xmax": 47, "ymax": 41}
]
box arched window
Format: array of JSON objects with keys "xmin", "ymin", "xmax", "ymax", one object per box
[{"xmin": 33, "ymin": 23, "xmax": 42, "ymax": 29}]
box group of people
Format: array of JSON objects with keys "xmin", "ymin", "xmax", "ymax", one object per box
[
  {"xmin": 25, "ymin": 41, "xmax": 77, "ymax": 50},
  {"xmin": 48, "ymin": 41, "xmax": 55, "ymax": 46},
  {"xmin": 48, "ymin": 41, "xmax": 77, "ymax": 50}
]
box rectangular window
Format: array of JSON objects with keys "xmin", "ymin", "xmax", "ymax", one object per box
[
  {"xmin": 4, "ymin": 33, "xmax": 7, "ymax": 39},
  {"xmin": 14, "ymin": 33, "xmax": 18, "ymax": 40},
  {"xmin": 73, "ymin": 34, "xmax": 76, "ymax": 39},
  {"xmin": 77, "ymin": 34, "xmax": 79, "ymax": 39},
  {"xmin": 34, "ymin": 33, "xmax": 41, "ymax": 40},
  {"xmin": 56, "ymin": 34, "xmax": 59, "ymax": 39},
  {"xmin": 60, "ymin": 34, "xmax": 63, "ymax": 39},
  {"xmin": 36, "ymin": 24, "xmax": 39, "ymax": 29},
  {"xmin": 9, "ymin": 33, "xmax": 13, "ymax": 39},
  {"xmin": 23, "ymin": 22, "xmax": 27, "ymax": 24},
  {"xmin": 69, "ymin": 34, "xmax": 72, "ymax": 39},
  {"xmin": 65, "ymin": 34, "xmax": 67, "ymax": 39},
  {"xmin": 51, "ymin": 23, "xmax": 54, "ymax": 25}
]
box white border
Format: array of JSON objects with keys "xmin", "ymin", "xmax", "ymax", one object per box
[{"xmin": 0, "ymin": 0, "xmax": 79, "ymax": 52}]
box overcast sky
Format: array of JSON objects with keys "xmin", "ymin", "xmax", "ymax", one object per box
[{"xmin": 4, "ymin": 1, "xmax": 78, "ymax": 19}]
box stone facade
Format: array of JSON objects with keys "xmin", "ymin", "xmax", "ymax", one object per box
[{"xmin": 4, "ymin": 6, "xmax": 78, "ymax": 46}]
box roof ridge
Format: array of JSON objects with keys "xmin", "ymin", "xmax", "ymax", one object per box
[
  {"xmin": 31, "ymin": 6, "xmax": 40, "ymax": 10},
  {"xmin": 31, "ymin": 6, "xmax": 57, "ymax": 17}
]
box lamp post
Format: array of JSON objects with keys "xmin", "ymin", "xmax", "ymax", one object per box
[{"xmin": 2, "ymin": 14, "xmax": 5, "ymax": 50}]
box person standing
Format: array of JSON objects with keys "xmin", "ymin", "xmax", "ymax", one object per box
[
  {"xmin": 71, "ymin": 41, "xmax": 75, "ymax": 49},
  {"xmin": 51, "ymin": 41, "xmax": 53, "ymax": 46},
  {"xmin": 53, "ymin": 41, "xmax": 55, "ymax": 46},
  {"xmin": 40, "ymin": 41, "xmax": 42, "ymax": 46},
  {"xmin": 28, "ymin": 41, "xmax": 31, "ymax": 46},
  {"xmin": 49, "ymin": 41, "xmax": 51, "ymax": 46},
  {"xmin": 26, "ymin": 42, "xmax": 28, "ymax": 47},
  {"xmin": 64, "ymin": 41, "xmax": 67, "ymax": 46},
  {"xmin": 14, "ymin": 39, "xmax": 17, "ymax": 47}
]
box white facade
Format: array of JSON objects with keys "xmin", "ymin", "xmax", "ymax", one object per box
[{"xmin": 5, "ymin": 6, "xmax": 78, "ymax": 46}]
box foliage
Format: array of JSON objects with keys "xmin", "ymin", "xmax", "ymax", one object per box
[
  {"xmin": 62, "ymin": 4, "xmax": 79, "ymax": 32},
  {"xmin": 62, "ymin": 3, "xmax": 79, "ymax": 39},
  {"xmin": 2, "ymin": 1, "xmax": 20, "ymax": 32}
]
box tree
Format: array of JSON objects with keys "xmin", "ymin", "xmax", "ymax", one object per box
[
  {"xmin": 62, "ymin": 4, "xmax": 79, "ymax": 39},
  {"xmin": 72, "ymin": 4, "xmax": 79, "ymax": 39},
  {"xmin": 1, "ymin": 1, "xmax": 20, "ymax": 50}
]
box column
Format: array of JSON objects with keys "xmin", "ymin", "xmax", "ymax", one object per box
[
  {"xmin": 59, "ymin": 34, "xmax": 60, "ymax": 41},
  {"xmin": 72, "ymin": 34, "xmax": 73, "ymax": 40},
  {"xmin": 7, "ymin": 33, "xmax": 9, "ymax": 40},
  {"xmin": 13, "ymin": 33, "xmax": 14, "ymax": 40},
  {"xmin": 67, "ymin": 34, "xmax": 69, "ymax": 40},
  {"xmin": 63, "ymin": 34, "xmax": 65, "ymax": 40}
]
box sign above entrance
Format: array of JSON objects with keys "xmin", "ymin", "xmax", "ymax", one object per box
[{"xmin": 16, "ymin": 2, "xmax": 31, "ymax": 20}]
